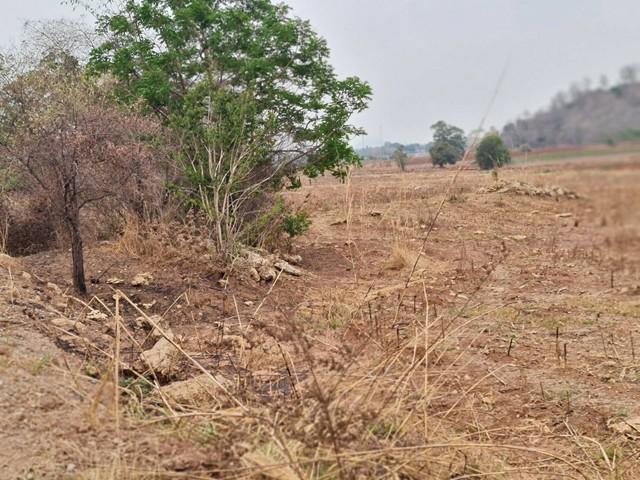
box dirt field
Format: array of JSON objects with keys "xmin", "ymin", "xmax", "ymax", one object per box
[{"xmin": 2, "ymin": 153, "xmax": 640, "ymax": 479}]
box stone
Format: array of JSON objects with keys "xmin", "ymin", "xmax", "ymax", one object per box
[
  {"xmin": 160, "ymin": 373, "xmax": 231, "ymax": 406},
  {"xmin": 249, "ymin": 267, "xmax": 261, "ymax": 282},
  {"xmin": 50, "ymin": 317, "xmax": 87, "ymax": 334},
  {"xmin": 609, "ymin": 416, "xmax": 640, "ymax": 437},
  {"xmin": 87, "ymin": 310, "xmax": 108, "ymax": 321},
  {"xmin": 131, "ymin": 272, "xmax": 153, "ymax": 287},
  {"xmin": 274, "ymin": 260, "xmax": 302, "ymax": 277},
  {"xmin": 46, "ymin": 282, "xmax": 62, "ymax": 295},
  {"xmin": 258, "ymin": 265, "xmax": 277, "ymax": 282},
  {"xmin": 282, "ymin": 254, "xmax": 302, "ymax": 265},
  {"xmin": 140, "ymin": 337, "xmax": 180, "ymax": 377}
]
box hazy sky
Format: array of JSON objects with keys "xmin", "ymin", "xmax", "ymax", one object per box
[{"xmin": 3, "ymin": 1, "xmax": 640, "ymax": 146}]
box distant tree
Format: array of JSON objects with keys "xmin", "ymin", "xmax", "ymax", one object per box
[
  {"xmin": 568, "ymin": 82, "xmax": 583, "ymax": 102},
  {"xmin": 476, "ymin": 133, "xmax": 511, "ymax": 170},
  {"xmin": 519, "ymin": 143, "xmax": 532, "ymax": 163},
  {"xmin": 392, "ymin": 145, "xmax": 408, "ymax": 171},
  {"xmin": 599, "ymin": 74, "xmax": 609, "ymax": 90},
  {"xmin": 429, "ymin": 121, "xmax": 466, "ymax": 167},
  {"xmin": 620, "ymin": 64, "xmax": 640, "ymax": 85}
]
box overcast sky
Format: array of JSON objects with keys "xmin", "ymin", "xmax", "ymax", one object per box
[{"xmin": 3, "ymin": 0, "xmax": 640, "ymax": 146}]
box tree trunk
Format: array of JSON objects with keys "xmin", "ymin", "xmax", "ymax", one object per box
[
  {"xmin": 64, "ymin": 176, "xmax": 87, "ymax": 295},
  {"xmin": 69, "ymin": 217, "xmax": 87, "ymax": 295}
]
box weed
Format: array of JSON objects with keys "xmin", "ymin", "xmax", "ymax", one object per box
[
  {"xmin": 198, "ymin": 422, "xmax": 219, "ymax": 443},
  {"xmin": 29, "ymin": 353, "xmax": 51, "ymax": 375}
]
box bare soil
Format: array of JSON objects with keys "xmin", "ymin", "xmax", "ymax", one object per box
[{"xmin": 2, "ymin": 153, "xmax": 640, "ymax": 479}]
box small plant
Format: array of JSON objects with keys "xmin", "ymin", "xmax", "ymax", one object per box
[
  {"xmin": 120, "ymin": 376, "xmax": 154, "ymax": 400},
  {"xmin": 283, "ymin": 211, "xmax": 311, "ymax": 238},
  {"xmin": 198, "ymin": 422, "xmax": 219, "ymax": 443},
  {"xmin": 30, "ymin": 353, "xmax": 51, "ymax": 375},
  {"xmin": 367, "ymin": 420, "xmax": 399, "ymax": 439}
]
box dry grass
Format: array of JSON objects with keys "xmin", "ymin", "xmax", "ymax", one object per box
[{"xmin": 6, "ymin": 154, "xmax": 640, "ymax": 479}]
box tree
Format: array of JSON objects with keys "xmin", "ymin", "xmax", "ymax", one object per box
[
  {"xmin": 392, "ymin": 145, "xmax": 408, "ymax": 171},
  {"xmin": 599, "ymin": 74, "xmax": 609, "ymax": 90},
  {"xmin": 88, "ymin": 0, "xmax": 371, "ymax": 253},
  {"xmin": 429, "ymin": 121, "xmax": 466, "ymax": 167},
  {"xmin": 0, "ymin": 54, "xmax": 164, "ymax": 294},
  {"xmin": 620, "ymin": 64, "xmax": 640, "ymax": 85},
  {"xmin": 476, "ymin": 133, "xmax": 511, "ymax": 170}
]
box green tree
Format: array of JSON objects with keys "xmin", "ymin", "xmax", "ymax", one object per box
[
  {"xmin": 429, "ymin": 121, "xmax": 466, "ymax": 167},
  {"xmin": 476, "ymin": 133, "xmax": 512, "ymax": 170},
  {"xmin": 88, "ymin": 0, "xmax": 371, "ymax": 253},
  {"xmin": 392, "ymin": 145, "xmax": 408, "ymax": 171}
]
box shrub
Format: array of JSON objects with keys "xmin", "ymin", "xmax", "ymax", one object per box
[
  {"xmin": 476, "ymin": 133, "xmax": 512, "ymax": 170},
  {"xmin": 392, "ymin": 145, "xmax": 408, "ymax": 171}
]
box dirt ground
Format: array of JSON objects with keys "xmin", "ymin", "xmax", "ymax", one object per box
[{"xmin": 2, "ymin": 153, "xmax": 640, "ymax": 479}]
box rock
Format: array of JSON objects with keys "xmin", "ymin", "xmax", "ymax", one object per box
[
  {"xmin": 258, "ymin": 265, "xmax": 277, "ymax": 282},
  {"xmin": 160, "ymin": 373, "xmax": 231, "ymax": 406},
  {"xmin": 51, "ymin": 317, "xmax": 88, "ymax": 334},
  {"xmin": 244, "ymin": 300, "xmax": 254, "ymax": 307},
  {"xmin": 239, "ymin": 248, "xmax": 305, "ymax": 280},
  {"xmin": 608, "ymin": 416, "xmax": 640, "ymax": 437},
  {"xmin": 131, "ymin": 272, "xmax": 153, "ymax": 287},
  {"xmin": 274, "ymin": 260, "xmax": 302, "ymax": 277},
  {"xmin": 511, "ymin": 235, "xmax": 528, "ymax": 241},
  {"xmin": 135, "ymin": 314, "xmax": 172, "ymax": 340},
  {"xmin": 556, "ymin": 212, "xmax": 573, "ymax": 218},
  {"xmin": 46, "ymin": 282, "xmax": 62, "ymax": 296},
  {"xmin": 140, "ymin": 337, "xmax": 180, "ymax": 377},
  {"xmin": 21, "ymin": 272, "xmax": 32, "ymax": 282},
  {"xmin": 249, "ymin": 267, "xmax": 261, "ymax": 282},
  {"xmin": 282, "ymin": 254, "xmax": 302, "ymax": 265},
  {"xmin": 142, "ymin": 300, "xmax": 156, "ymax": 310},
  {"xmin": 87, "ymin": 310, "xmax": 108, "ymax": 321},
  {"xmin": 217, "ymin": 278, "xmax": 229, "ymax": 288}
]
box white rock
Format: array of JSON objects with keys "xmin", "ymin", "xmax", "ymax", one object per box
[
  {"xmin": 131, "ymin": 272, "xmax": 153, "ymax": 287},
  {"xmin": 160, "ymin": 373, "xmax": 231, "ymax": 406},
  {"xmin": 140, "ymin": 337, "xmax": 180, "ymax": 377}
]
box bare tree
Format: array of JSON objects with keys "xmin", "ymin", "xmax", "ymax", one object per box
[{"xmin": 0, "ymin": 54, "xmax": 164, "ymax": 293}]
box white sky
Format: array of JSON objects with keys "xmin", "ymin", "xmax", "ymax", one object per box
[{"xmin": 3, "ymin": 0, "xmax": 640, "ymax": 146}]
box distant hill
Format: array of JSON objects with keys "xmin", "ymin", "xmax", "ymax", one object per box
[
  {"xmin": 356, "ymin": 141, "xmax": 432, "ymax": 160},
  {"xmin": 503, "ymin": 80, "xmax": 640, "ymax": 149}
]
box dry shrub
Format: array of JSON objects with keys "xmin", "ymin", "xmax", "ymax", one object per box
[
  {"xmin": 4, "ymin": 195, "xmax": 59, "ymax": 256},
  {"xmin": 116, "ymin": 213, "xmax": 164, "ymax": 258},
  {"xmin": 115, "ymin": 210, "xmax": 216, "ymax": 266},
  {"xmin": 384, "ymin": 243, "xmax": 413, "ymax": 270}
]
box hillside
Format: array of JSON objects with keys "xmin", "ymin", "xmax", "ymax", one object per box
[{"xmin": 503, "ymin": 82, "xmax": 640, "ymax": 148}]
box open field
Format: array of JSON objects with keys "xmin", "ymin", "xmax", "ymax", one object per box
[{"xmin": 1, "ymin": 152, "xmax": 640, "ymax": 479}]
